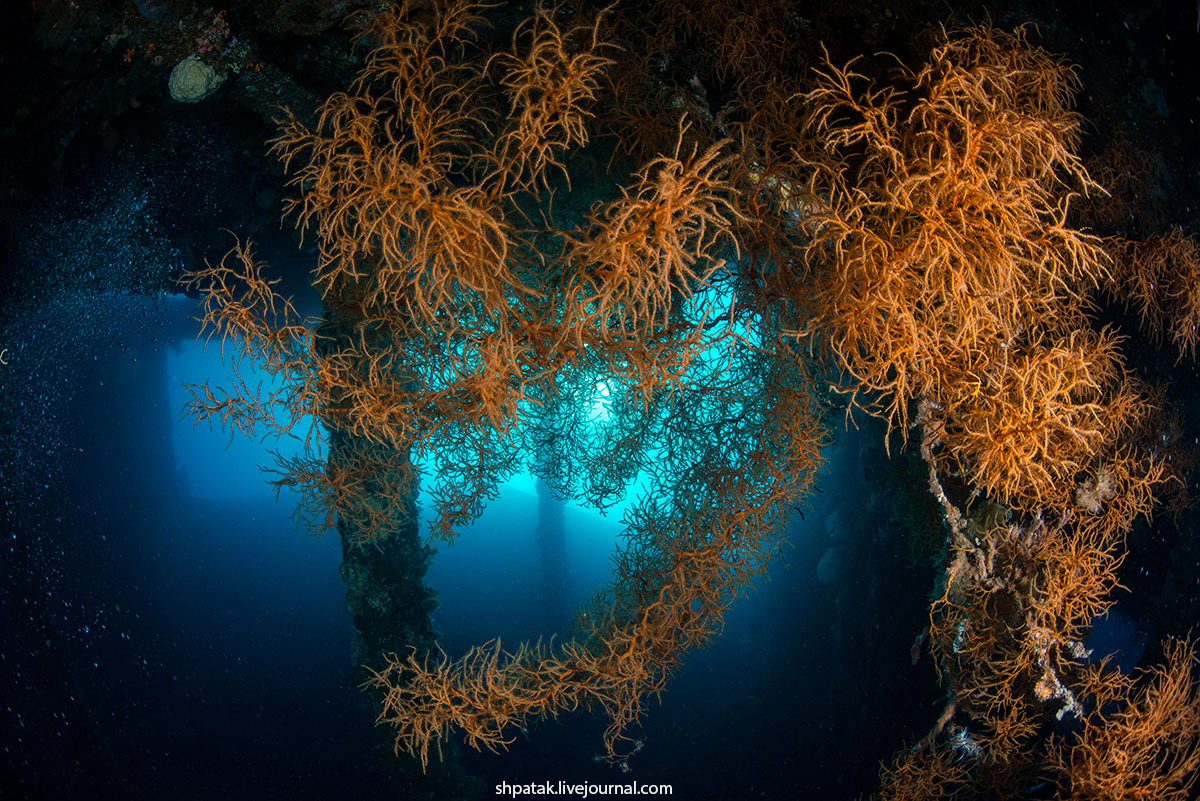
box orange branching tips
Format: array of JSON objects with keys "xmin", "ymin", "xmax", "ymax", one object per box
[
  {"xmin": 363, "ymin": 353, "xmax": 827, "ymax": 768},
  {"xmin": 179, "ymin": 5, "xmax": 1197, "ymax": 793},
  {"xmin": 1056, "ymin": 638, "xmax": 1200, "ymax": 801},
  {"xmin": 489, "ymin": 3, "xmax": 614, "ymax": 191},
  {"xmin": 788, "ymin": 25, "xmax": 1163, "ymax": 514},
  {"xmin": 178, "ymin": 239, "xmax": 324, "ymax": 447},
  {"xmin": 785, "ymin": 23, "xmax": 1186, "ymax": 800},
  {"xmin": 183, "ymin": 0, "xmax": 827, "ymax": 767},
  {"xmin": 1105, "ymin": 230, "xmax": 1200, "ymax": 361},
  {"xmin": 267, "ymin": 437, "xmax": 417, "ymax": 546},
  {"xmin": 560, "ymin": 129, "xmax": 742, "ymax": 344},
  {"xmin": 875, "ymin": 741, "xmax": 971, "ymax": 801}
]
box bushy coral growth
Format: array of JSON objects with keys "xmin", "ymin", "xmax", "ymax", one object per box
[
  {"xmin": 184, "ymin": 0, "xmax": 827, "ymax": 767},
  {"xmin": 785, "ymin": 25, "xmax": 1163, "ymax": 515},
  {"xmin": 1105, "ymin": 229, "xmax": 1200, "ymax": 361},
  {"xmin": 1056, "ymin": 637, "xmax": 1200, "ymax": 801},
  {"xmin": 180, "ymin": 1, "xmax": 1199, "ymax": 793},
  {"xmin": 773, "ymin": 25, "xmax": 1192, "ymax": 800},
  {"xmin": 368, "ymin": 357, "xmax": 826, "ymax": 767}
]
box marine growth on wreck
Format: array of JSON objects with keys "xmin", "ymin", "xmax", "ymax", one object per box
[{"xmin": 2, "ymin": 2, "xmax": 1198, "ymax": 799}]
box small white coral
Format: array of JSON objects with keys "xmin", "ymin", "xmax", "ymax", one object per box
[
  {"xmin": 1075, "ymin": 465, "xmax": 1116, "ymax": 514},
  {"xmin": 168, "ymin": 56, "xmax": 224, "ymax": 103}
]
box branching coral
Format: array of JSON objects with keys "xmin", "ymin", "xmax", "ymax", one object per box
[
  {"xmin": 780, "ymin": 22, "xmax": 1187, "ymax": 799},
  {"xmin": 366, "ymin": 355, "xmax": 827, "ymax": 767},
  {"xmin": 1055, "ymin": 637, "xmax": 1200, "ymax": 801},
  {"xmin": 180, "ymin": 2, "xmax": 1199, "ymax": 795},
  {"xmin": 1105, "ymin": 229, "xmax": 1200, "ymax": 361},
  {"xmin": 786, "ymin": 25, "xmax": 1148, "ymax": 512},
  {"xmin": 185, "ymin": 0, "xmax": 825, "ymax": 769}
]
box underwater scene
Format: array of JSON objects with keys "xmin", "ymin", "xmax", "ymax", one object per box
[{"xmin": 2, "ymin": 1, "xmax": 1199, "ymax": 799}]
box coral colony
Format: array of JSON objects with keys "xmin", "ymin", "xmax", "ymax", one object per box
[{"xmin": 181, "ymin": 2, "xmax": 1200, "ymax": 797}]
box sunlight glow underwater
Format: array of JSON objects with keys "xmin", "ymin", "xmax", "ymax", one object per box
[{"xmin": 164, "ymin": 275, "xmax": 760, "ymax": 550}]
